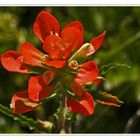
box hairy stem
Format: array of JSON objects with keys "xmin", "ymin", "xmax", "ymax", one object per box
[{"xmin": 57, "ymin": 96, "xmax": 71, "ymax": 133}]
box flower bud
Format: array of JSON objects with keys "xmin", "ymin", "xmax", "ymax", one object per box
[
  {"xmin": 68, "ymin": 60, "xmax": 79, "ymax": 70},
  {"xmin": 69, "ymin": 43, "xmax": 95, "ymax": 61}
]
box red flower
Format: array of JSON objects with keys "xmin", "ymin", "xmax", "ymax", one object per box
[{"xmin": 1, "ymin": 11, "xmax": 106, "ymax": 116}]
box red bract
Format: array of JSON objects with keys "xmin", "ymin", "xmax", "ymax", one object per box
[
  {"xmin": 34, "ymin": 11, "xmax": 84, "ymax": 51},
  {"xmin": 75, "ymin": 61, "xmax": 99, "ymax": 85},
  {"xmin": 66, "ymin": 61, "xmax": 99, "ymax": 116},
  {"xmin": 1, "ymin": 50, "xmax": 30, "ymax": 73},
  {"xmin": 28, "ymin": 70, "xmax": 54, "ymax": 102},
  {"xmin": 10, "ymin": 90, "xmax": 39, "ymax": 114},
  {"xmin": 20, "ymin": 42, "xmax": 45, "ymax": 67},
  {"xmin": 28, "ymin": 75, "xmax": 53, "ymax": 102},
  {"xmin": 1, "ymin": 11, "xmax": 107, "ymax": 116},
  {"xmin": 90, "ymin": 31, "xmax": 106, "ymax": 52},
  {"xmin": 33, "ymin": 11, "xmax": 60, "ymax": 42},
  {"xmin": 67, "ymin": 92, "xmax": 94, "ymax": 116}
]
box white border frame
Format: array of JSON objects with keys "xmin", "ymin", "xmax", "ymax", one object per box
[
  {"xmin": 0, "ymin": 1, "xmax": 140, "ymax": 138},
  {"xmin": 0, "ymin": 0, "xmax": 139, "ymax": 6}
]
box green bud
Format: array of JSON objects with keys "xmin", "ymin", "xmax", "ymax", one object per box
[{"xmin": 69, "ymin": 43, "xmax": 95, "ymax": 62}]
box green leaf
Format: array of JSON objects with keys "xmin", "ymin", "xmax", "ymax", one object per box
[
  {"xmin": 93, "ymin": 91, "xmax": 124, "ymax": 107},
  {"xmin": 99, "ymin": 63, "xmax": 131, "ymax": 76},
  {"xmin": 0, "ymin": 104, "xmax": 53, "ymax": 133}
]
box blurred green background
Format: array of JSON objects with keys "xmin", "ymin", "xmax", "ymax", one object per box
[{"xmin": 0, "ymin": 7, "xmax": 140, "ymax": 133}]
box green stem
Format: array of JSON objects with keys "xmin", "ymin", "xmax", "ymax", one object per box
[
  {"xmin": 58, "ymin": 96, "xmax": 71, "ymax": 133},
  {"xmin": 42, "ymin": 92, "xmax": 58, "ymax": 103},
  {"xmin": 29, "ymin": 71, "xmax": 41, "ymax": 75}
]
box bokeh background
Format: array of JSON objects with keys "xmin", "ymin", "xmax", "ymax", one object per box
[{"xmin": 0, "ymin": 7, "xmax": 140, "ymax": 133}]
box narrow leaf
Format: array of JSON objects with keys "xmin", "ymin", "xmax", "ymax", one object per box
[
  {"xmin": 0, "ymin": 104, "xmax": 53, "ymax": 133},
  {"xmin": 93, "ymin": 91, "xmax": 124, "ymax": 107},
  {"xmin": 100, "ymin": 63, "xmax": 131, "ymax": 76}
]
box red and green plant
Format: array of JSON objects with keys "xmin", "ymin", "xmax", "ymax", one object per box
[{"xmin": 0, "ymin": 11, "xmax": 123, "ymax": 133}]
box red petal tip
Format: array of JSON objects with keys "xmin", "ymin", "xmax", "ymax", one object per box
[
  {"xmin": 90, "ymin": 31, "xmax": 106, "ymax": 51},
  {"xmin": 33, "ymin": 11, "xmax": 60, "ymax": 42}
]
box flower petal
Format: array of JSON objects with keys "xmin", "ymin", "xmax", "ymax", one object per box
[
  {"xmin": 90, "ymin": 31, "xmax": 106, "ymax": 52},
  {"xmin": 66, "ymin": 92, "xmax": 94, "ymax": 116},
  {"xmin": 61, "ymin": 26, "xmax": 84, "ymax": 54},
  {"xmin": 42, "ymin": 35, "xmax": 65, "ymax": 60},
  {"xmin": 28, "ymin": 76, "xmax": 52, "ymax": 102},
  {"xmin": 1, "ymin": 50, "xmax": 30, "ymax": 73},
  {"xmin": 42, "ymin": 70, "xmax": 55, "ymax": 85},
  {"xmin": 20, "ymin": 42, "xmax": 44, "ymax": 67},
  {"xmin": 70, "ymin": 81, "xmax": 84, "ymax": 97},
  {"xmin": 75, "ymin": 61, "xmax": 99, "ymax": 85},
  {"xmin": 45, "ymin": 60, "xmax": 66, "ymax": 69},
  {"xmin": 10, "ymin": 90, "xmax": 39, "ymax": 114},
  {"xmin": 63, "ymin": 21, "xmax": 83, "ymax": 33},
  {"xmin": 33, "ymin": 11, "xmax": 60, "ymax": 42}
]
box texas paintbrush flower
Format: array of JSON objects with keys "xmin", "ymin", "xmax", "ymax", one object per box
[{"xmin": 0, "ymin": 11, "xmax": 122, "ymax": 116}]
